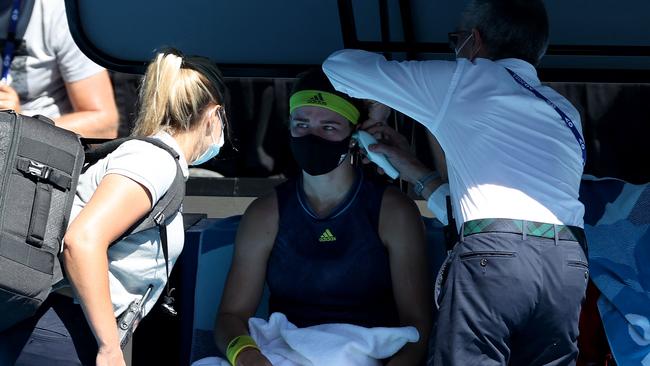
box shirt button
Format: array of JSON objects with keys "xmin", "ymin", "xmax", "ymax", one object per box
[{"xmin": 480, "ymin": 258, "xmax": 488, "ymax": 267}]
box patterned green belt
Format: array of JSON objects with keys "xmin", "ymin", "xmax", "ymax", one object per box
[{"xmin": 462, "ymin": 218, "xmax": 585, "ymax": 242}]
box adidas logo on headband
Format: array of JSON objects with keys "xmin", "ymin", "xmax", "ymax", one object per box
[
  {"xmin": 290, "ymin": 90, "xmax": 360, "ymax": 124},
  {"xmin": 306, "ymin": 93, "xmax": 327, "ymax": 106}
]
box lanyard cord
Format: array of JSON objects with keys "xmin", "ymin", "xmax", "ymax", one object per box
[
  {"xmin": 505, "ymin": 68, "xmax": 586, "ymax": 166},
  {"xmin": 1, "ymin": 0, "xmax": 22, "ymax": 83}
]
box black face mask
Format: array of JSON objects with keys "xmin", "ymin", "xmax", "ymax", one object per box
[{"xmin": 289, "ymin": 134, "xmax": 351, "ymax": 176}]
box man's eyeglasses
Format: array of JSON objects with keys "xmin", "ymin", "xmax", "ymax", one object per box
[{"xmin": 448, "ymin": 31, "xmax": 471, "ymax": 52}]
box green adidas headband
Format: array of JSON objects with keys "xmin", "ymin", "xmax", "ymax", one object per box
[{"xmin": 289, "ymin": 90, "xmax": 360, "ymax": 125}]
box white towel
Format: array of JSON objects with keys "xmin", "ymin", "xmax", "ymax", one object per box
[{"xmin": 192, "ymin": 312, "xmax": 419, "ymax": 366}]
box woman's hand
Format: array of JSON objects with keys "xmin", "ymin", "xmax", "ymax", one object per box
[
  {"xmin": 96, "ymin": 344, "xmax": 126, "ymax": 366},
  {"xmin": 236, "ymin": 348, "xmax": 273, "ymax": 366}
]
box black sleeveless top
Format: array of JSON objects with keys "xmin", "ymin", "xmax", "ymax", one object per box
[{"xmin": 266, "ymin": 171, "xmax": 399, "ymax": 328}]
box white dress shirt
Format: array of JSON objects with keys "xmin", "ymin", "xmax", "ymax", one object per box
[{"xmin": 323, "ymin": 50, "xmax": 585, "ymax": 230}]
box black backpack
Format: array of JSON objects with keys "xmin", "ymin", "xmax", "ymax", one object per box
[{"xmin": 0, "ymin": 110, "xmax": 185, "ymax": 332}]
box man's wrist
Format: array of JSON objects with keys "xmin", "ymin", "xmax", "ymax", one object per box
[
  {"xmin": 403, "ymin": 163, "xmax": 431, "ymax": 185},
  {"xmin": 413, "ymin": 170, "xmax": 440, "ymax": 197}
]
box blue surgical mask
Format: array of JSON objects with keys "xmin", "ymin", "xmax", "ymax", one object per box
[{"xmin": 191, "ymin": 129, "xmax": 225, "ymax": 166}]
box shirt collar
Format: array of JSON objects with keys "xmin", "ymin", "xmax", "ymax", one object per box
[
  {"xmin": 154, "ymin": 131, "xmax": 190, "ymax": 179},
  {"xmin": 495, "ymin": 58, "xmax": 540, "ymax": 86}
]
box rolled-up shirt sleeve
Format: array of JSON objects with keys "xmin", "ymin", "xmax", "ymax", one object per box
[{"xmin": 323, "ymin": 49, "xmax": 460, "ymax": 132}]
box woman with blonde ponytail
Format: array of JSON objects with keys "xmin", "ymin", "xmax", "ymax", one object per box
[{"xmin": 0, "ymin": 49, "xmax": 229, "ymax": 366}]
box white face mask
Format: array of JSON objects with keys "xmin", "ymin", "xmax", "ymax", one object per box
[{"xmin": 190, "ymin": 126, "xmax": 225, "ymax": 166}]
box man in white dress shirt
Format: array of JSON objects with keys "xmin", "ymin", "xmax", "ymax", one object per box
[{"xmin": 323, "ymin": 0, "xmax": 588, "ymax": 365}]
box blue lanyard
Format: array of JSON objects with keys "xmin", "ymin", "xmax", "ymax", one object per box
[
  {"xmin": 506, "ymin": 68, "xmax": 586, "ymax": 166},
  {"xmin": 1, "ymin": 0, "xmax": 22, "ymax": 83}
]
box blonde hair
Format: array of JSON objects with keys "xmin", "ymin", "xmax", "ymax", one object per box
[{"xmin": 132, "ymin": 49, "xmax": 228, "ymax": 137}]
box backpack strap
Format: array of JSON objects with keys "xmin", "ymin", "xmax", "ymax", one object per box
[
  {"xmin": 132, "ymin": 138, "xmax": 184, "ymax": 317},
  {"xmin": 83, "ymin": 136, "xmax": 180, "ymax": 170},
  {"xmin": 113, "ymin": 137, "xmax": 185, "ymax": 235},
  {"xmin": 84, "ymin": 136, "xmax": 185, "ymax": 237},
  {"xmin": 85, "ymin": 136, "xmax": 185, "ymax": 316},
  {"xmin": 128, "ymin": 137, "xmax": 184, "ymax": 317}
]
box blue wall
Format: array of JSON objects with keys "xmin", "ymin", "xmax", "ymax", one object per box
[{"xmin": 71, "ymin": 0, "xmax": 650, "ymax": 70}]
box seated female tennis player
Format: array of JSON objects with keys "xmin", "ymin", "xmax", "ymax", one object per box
[{"xmin": 214, "ymin": 69, "xmax": 431, "ymax": 366}]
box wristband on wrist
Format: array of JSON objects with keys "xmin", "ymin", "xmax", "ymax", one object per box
[
  {"xmin": 226, "ymin": 335, "xmax": 259, "ymax": 366},
  {"xmin": 414, "ymin": 171, "xmax": 440, "ymax": 197}
]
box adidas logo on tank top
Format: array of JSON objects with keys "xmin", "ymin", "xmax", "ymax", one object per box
[{"xmin": 319, "ymin": 229, "xmax": 336, "ymax": 242}]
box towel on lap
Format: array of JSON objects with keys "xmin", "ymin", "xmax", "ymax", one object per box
[{"xmin": 192, "ymin": 312, "xmax": 419, "ymax": 366}]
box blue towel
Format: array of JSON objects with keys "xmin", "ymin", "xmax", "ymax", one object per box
[{"xmin": 580, "ymin": 175, "xmax": 650, "ymax": 365}]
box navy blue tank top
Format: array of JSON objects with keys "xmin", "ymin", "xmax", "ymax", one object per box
[{"xmin": 267, "ymin": 171, "xmax": 399, "ymax": 328}]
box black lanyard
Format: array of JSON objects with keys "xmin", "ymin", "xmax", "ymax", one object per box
[
  {"xmin": 1, "ymin": 0, "xmax": 22, "ymax": 83},
  {"xmin": 506, "ymin": 68, "xmax": 586, "ymax": 166}
]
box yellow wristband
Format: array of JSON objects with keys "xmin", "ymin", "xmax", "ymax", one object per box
[{"xmin": 226, "ymin": 335, "xmax": 259, "ymax": 366}]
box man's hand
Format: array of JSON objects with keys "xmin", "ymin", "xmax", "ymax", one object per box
[
  {"xmin": 236, "ymin": 348, "xmax": 273, "ymax": 366},
  {"xmin": 96, "ymin": 344, "xmax": 126, "ymax": 366},
  {"xmin": 360, "ymin": 119, "xmax": 429, "ymax": 184},
  {"xmin": 0, "ymin": 84, "xmax": 21, "ymax": 112}
]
